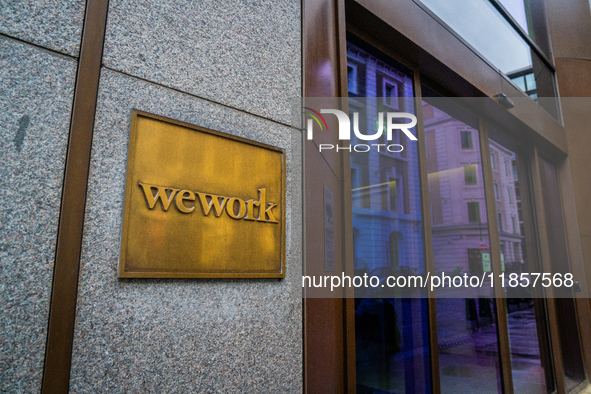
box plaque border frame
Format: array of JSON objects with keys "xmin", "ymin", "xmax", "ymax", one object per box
[{"xmin": 119, "ymin": 109, "xmax": 286, "ymax": 279}]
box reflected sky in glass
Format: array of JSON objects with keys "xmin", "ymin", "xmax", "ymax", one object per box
[{"xmin": 419, "ymin": 0, "xmax": 532, "ymax": 74}]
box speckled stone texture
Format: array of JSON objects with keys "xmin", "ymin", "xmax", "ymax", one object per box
[
  {"xmin": 0, "ymin": 37, "xmax": 76, "ymax": 392},
  {"xmin": 0, "ymin": 0, "xmax": 86, "ymax": 57},
  {"xmin": 68, "ymin": 68, "xmax": 302, "ymax": 393},
  {"xmin": 102, "ymin": 0, "xmax": 300, "ymax": 125}
]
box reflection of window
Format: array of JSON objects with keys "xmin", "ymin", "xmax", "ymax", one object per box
[
  {"xmin": 494, "ymin": 183, "xmax": 499, "ymax": 199},
  {"xmin": 389, "ymin": 232, "xmax": 400, "ymax": 267},
  {"xmin": 351, "ymin": 167, "xmax": 360, "ymax": 207},
  {"xmin": 464, "ymin": 165, "xmax": 477, "ymax": 185},
  {"xmin": 353, "ymin": 228, "xmax": 361, "ymax": 268},
  {"xmin": 498, "ymin": 212, "xmax": 503, "ymax": 231},
  {"xmin": 468, "ymin": 248, "xmax": 483, "ymax": 275},
  {"xmin": 511, "ymin": 216, "xmax": 517, "ymax": 233},
  {"xmin": 389, "ymin": 178, "xmax": 397, "ymax": 211},
  {"xmin": 491, "ymin": 153, "xmax": 496, "ymax": 170},
  {"xmin": 351, "ymin": 167, "xmax": 359, "ymax": 188},
  {"xmin": 510, "ymin": 72, "xmax": 537, "ymax": 100},
  {"xmin": 461, "ymin": 131, "xmax": 473, "ymax": 149},
  {"xmin": 507, "ymin": 188, "xmax": 513, "ymax": 203},
  {"xmin": 504, "ymin": 161, "xmax": 509, "ymax": 176},
  {"xmin": 468, "ymin": 202, "xmax": 480, "ymax": 223},
  {"xmin": 347, "ymin": 64, "xmax": 358, "ymax": 95},
  {"xmin": 383, "ymin": 80, "xmax": 399, "ymax": 108},
  {"xmin": 513, "ymin": 242, "xmax": 521, "ymax": 260}
]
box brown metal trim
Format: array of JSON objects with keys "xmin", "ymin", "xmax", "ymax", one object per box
[
  {"xmin": 343, "ymin": 297, "xmax": 356, "ymax": 394},
  {"xmin": 494, "ymin": 300, "xmax": 514, "ymax": 394},
  {"xmin": 302, "ymin": 297, "xmax": 308, "ymax": 394},
  {"xmin": 530, "ymin": 146, "xmax": 567, "ymax": 394},
  {"xmin": 575, "ymin": 298, "xmax": 591, "ymax": 382},
  {"xmin": 413, "ymin": 71, "xmax": 441, "ymax": 394},
  {"xmin": 41, "ymin": 0, "xmax": 110, "ymax": 392},
  {"xmin": 573, "ymin": 297, "xmax": 591, "ymax": 383},
  {"xmin": 346, "ymin": 20, "xmax": 416, "ymax": 82},
  {"xmin": 555, "ymin": 156, "xmax": 591, "ymax": 382},
  {"xmin": 302, "ymin": 0, "xmax": 351, "ymax": 391},
  {"xmin": 478, "ymin": 118, "xmax": 515, "ymax": 394},
  {"xmin": 545, "ymin": 296, "xmax": 567, "ymax": 394},
  {"xmin": 335, "ymin": 0, "xmax": 357, "ymax": 390}
]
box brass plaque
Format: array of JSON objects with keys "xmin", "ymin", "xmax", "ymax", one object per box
[{"xmin": 119, "ymin": 110, "xmax": 285, "ymax": 278}]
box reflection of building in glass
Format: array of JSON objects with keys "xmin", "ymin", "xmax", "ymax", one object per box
[
  {"xmin": 347, "ymin": 42, "xmax": 424, "ymax": 277},
  {"xmin": 423, "ymin": 106, "xmax": 523, "ymax": 275},
  {"xmin": 490, "ymin": 140, "xmax": 523, "ymax": 270},
  {"xmin": 423, "ymin": 104, "xmax": 488, "ymax": 275}
]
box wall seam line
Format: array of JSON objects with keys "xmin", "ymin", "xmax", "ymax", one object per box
[
  {"xmin": 100, "ymin": 64, "xmax": 301, "ymax": 129},
  {"xmin": 0, "ymin": 32, "xmax": 79, "ymax": 60}
]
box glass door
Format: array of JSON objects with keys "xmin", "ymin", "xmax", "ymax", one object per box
[
  {"xmin": 343, "ymin": 29, "xmax": 586, "ymax": 394},
  {"xmin": 347, "ymin": 36, "xmax": 432, "ymax": 394},
  {"xmin": 487, "ymin": 125, "xmax": 555, "ymax": 394},
  {"xmin": 422, "ymin": 90, "xmax": 502, "ymax": 394},
  {"xmin": 537, "ymin": 156, "xmax": 586, "ymax": 392}
]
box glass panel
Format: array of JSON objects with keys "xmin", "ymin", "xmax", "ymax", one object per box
[
  {"xmin": 422, "ymin": 89, "xmax": 502, "ymax": 394},
  {"xmin": 497, "ymin": 0, "xmax": 551, "ymax": 57},
  {"xmin": 419, "ymin": 0, "xmax": 531, "ymax": 75},
  {"xmin": 348, "ymin": 36, "xmax": 431, "ymax": 394},
  {"xmin": 538, "ymin": 156, "xmax": 586, "ymax": 391},
  {"xmin": 524, "ymin": 73, "xmax": 536, "ymax": 90},
  {"xmin": 417, "ymin": 0, "xmax": 559, "ymax": 119},
  {"xmin": 513, "ymin": 75, "xmax": 527, "ymax": 91},
  {"xmin": 487, "ymin": 126, "xmax": 555, "ymax": 394}
]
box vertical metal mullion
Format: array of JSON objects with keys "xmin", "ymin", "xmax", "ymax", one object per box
[
  {"xmin": 412, "ymin": 72, "xmax": 441, "ymax": 394},
  {"xmin": 477, "ymin": 118, "xmax": 514, "ymax": 394},
  {"xmin": 556, "ymin": 157, "xmax": 591, "ymax": 382},
  {"xmin": 529, "ymin": 146, "xmax": 566, "ymax": 394},
  {"xmin": 335, "ymin": 0, "xmax": 357, "ymax": 391}
]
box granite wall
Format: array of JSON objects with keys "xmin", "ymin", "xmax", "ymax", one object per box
[
  {"xmin": 68, "ymin": 0, "xmax": 302, "ymax": 392},
  {"xmin": 0, "ymin": 0, "xmax": 86, "ymax": 56},
  {"xmin": 0, "ymin": 0, "xmax": 85, "ymax": 390}
]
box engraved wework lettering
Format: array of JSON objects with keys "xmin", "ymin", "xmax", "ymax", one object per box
[
  {"xmin": 244, "ymin": 199, "xmax": 260, "ymax": 221},
  {"xmin": 196, "ymin": 192, "xmax": 228, "ymax": 217},
  {"xmin": 175, "ymin": 190, "xmax": 195, "ymax": 213},
  {"xmin": 139, "ymin": 183, "xmax": 179, "ymax": 211},
  {"xmin": 256, "ymin": 188, "xmax": 278, "ymax": 223},
  {"xmin": 139, "ymin": 182, "xmax": 279, "ymax": 223},
  {"xmin": 227, "ymin": 197, "xmax": 246, "ymax": 219}
]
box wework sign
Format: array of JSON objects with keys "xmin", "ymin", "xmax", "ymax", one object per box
[
  {"xmin": 139, "ymin": 183, "xmax": 279, "ymax": 223},
  {"xmin": 119, "ymin": 110, "xmax": 285, "ymax": 278}
]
